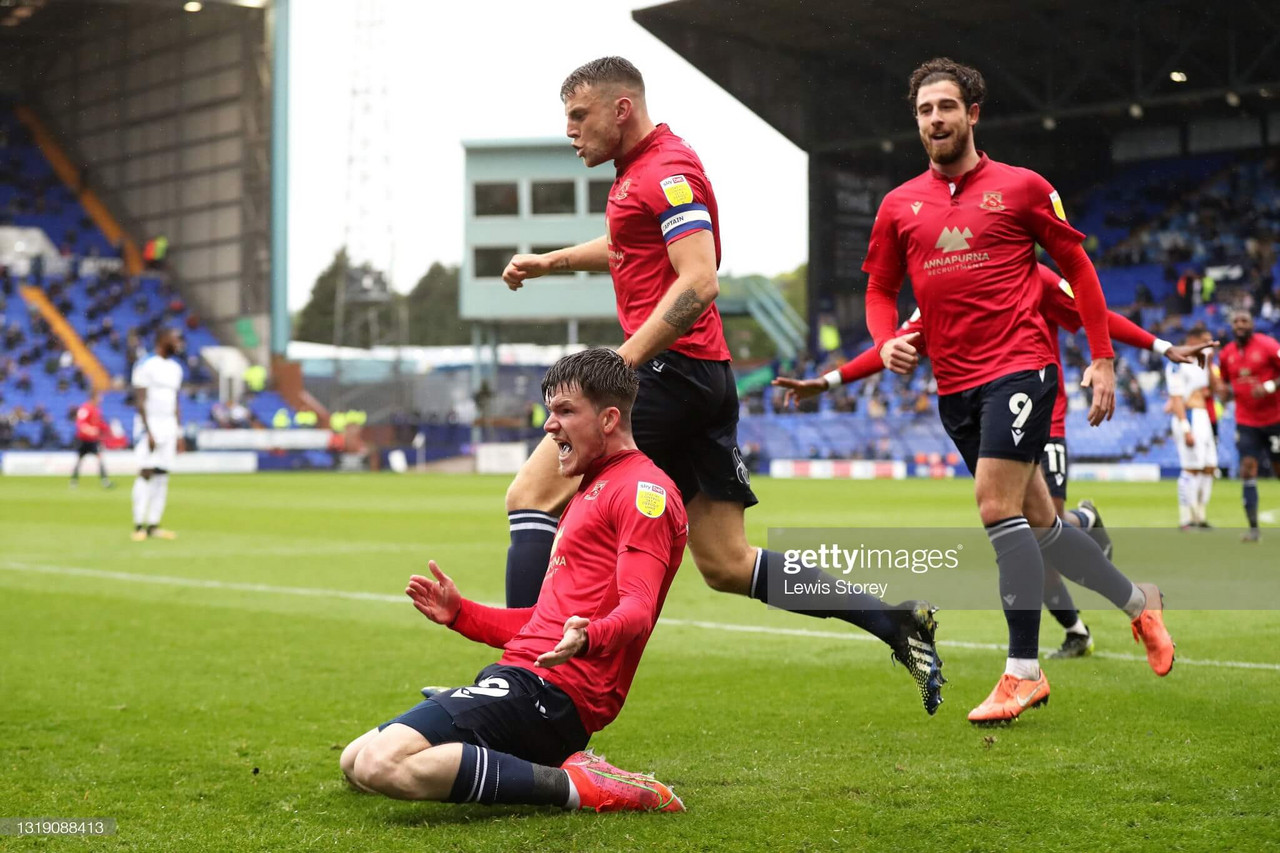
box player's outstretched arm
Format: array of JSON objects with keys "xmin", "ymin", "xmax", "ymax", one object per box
[
  {"xmin": 772, "ymin": 345, "xmax": 889, "ymax": 408},
  {"xmin": 502, "ymin": 236, "xmax": 610, "ymax": 291},
  {"xmin": 1165, "ymin": 341, "xmax": 1219, "ymax": 368},
  {"xmin": 616, "ymin": 230, "xmax": 719, "ymax": 367},
  {"xmin": 409, "ymin": 561, "xmax": 536, "ymax": 648},
  {"xmin": 405, "ymin": 561, "xmax": 462, "ymax": 625}
]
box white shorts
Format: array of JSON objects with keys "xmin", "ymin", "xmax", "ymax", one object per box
[
  {"xmin": 1173, "ymin": 408, "xmax": 1218, "ymax": 470},
  {"xmin": 135, "ymin": 421, "xmax": 179, "ymax": 471}
]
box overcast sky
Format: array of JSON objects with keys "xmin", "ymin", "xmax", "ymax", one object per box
[{"xmin": 286, "ymin": 0, "xmax": 808, "ymax": 310}]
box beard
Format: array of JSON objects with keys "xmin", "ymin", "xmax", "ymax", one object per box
[{"xmin": 922, "ymin": 123, "xmax": 971, "ymax": 166}]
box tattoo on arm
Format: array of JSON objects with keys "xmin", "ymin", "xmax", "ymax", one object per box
[
  {"xmin": 551, "ymin": 256, "xmax": 571, "ymax": 272},
  {"xmin": 661, "ymin": 288, "xmax": 707, "ymax": 333}
]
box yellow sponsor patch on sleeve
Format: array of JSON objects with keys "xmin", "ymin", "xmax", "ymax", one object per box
[
  {"xmin": 660, "ymin": 175, "xmax": 694, "ymax": 207},
  {"xmin": 1049, "ymin": 190, "xmax": 1067, "ymax": 222},
  {"xmin": 635, "ymin": 481, "xmax": 667, "ymax": 518},
  {"xmin": 1058, "ymin": 278, "xmax": 1074, "ymax": 298}
]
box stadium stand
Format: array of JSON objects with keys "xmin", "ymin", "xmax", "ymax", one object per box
[
  {"xmin": 0, "ymin": 106, "xmax": 289, "ymax": 450},
  {"xmin": 728, "ymin": 152, "xmax": 1280, "ymax": 475}
]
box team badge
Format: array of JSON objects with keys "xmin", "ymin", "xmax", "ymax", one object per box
[
  {"xmin": 1049, "ymin": 190, "xmax": 1067, "ymax": 222},
  {"xmin": 635, "ymin": 481, "xmax": 667, "ymax": 518},
  {"xmin": 660, "ymin": 175, "xmax": 693, "ymax": 206},
  {"xmin": 980, "ymin": 191, "xmax": 1004, "ymax": 211},
  {"xmin": 584, "ymin": 480, "xmax": 608, "ymax": 501},
  {"xmin": 613, "ymin": 179, "xmax": 630, "ymax": 201}
]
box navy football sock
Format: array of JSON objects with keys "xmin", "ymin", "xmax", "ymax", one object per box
[
  {"xmin": 446, "ymin": 743, "xmax": 569, "ymax": 806},
  {"xmin": 1041, "ymin": 566, "xmax": 1080, "ymax": 630},
  {"xmin": 1037, "ymin": 517, "xmax": 1133, "ymax": 610},
  {"xmin": 749, "ymin": 548, "xmax": 899, "ymax": 643},
  {"xmin": 1243, "ymin": 479, "xmax": 1259, "ymax": 529},
  {"xmin": 505, "ymin": 510, "xmax": 558, "ymax": 607},
  {"xmin": 986, "ymin": 516, "xmax": 1044, "ymax": 660}
]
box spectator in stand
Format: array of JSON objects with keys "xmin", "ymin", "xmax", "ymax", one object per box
[
  {"xmin": 211, "ymin": 400, "xmax": 232, "ymax": 429},
  {"xmin": 15, "ymin": 369, "xmax": 31, "ymax": 392},
  {"xmin": 229, "ymin": 400, "xmax": 252, "ymax": 429},
  {"xmin": 125, "ymin": 329, "xmax": 146, "ymax": 380},
  {"xmin": 1262, "ymin": 295, "xmax": 1279, "ymax": 325}
]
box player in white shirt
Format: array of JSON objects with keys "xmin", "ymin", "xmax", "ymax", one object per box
[
  {"xmin": 1165, "ymin": 326, "xmax": 1217, "ymax": 529},
  {"xmin": 131, "ymin": 328, "xmax": 185, "ymax": 541}
]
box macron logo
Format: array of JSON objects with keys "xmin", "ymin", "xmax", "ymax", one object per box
[{"xmin": 935, "ymin": 226, "xmax": 973, "ymax": 253}]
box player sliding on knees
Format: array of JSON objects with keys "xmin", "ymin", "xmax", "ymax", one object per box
[
  {"xmin": 342, "ymin": 350, "xmax": 685, "ymax": 813},
  {"xmin": 776, "ymin": 263, "xmax": 1213, "ymax": 660},
  {"xmin": 860, "ymin": 58, "xmax": 1175, "ymax": 724},
  {"xmin": 496, "ymin": 56, "xmax": 943, "ymax": 716}
]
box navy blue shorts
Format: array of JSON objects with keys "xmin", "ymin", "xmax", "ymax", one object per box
[
  {"xmin": 1237, "ymin": 422, "xmax": 1280, "ymax": 467},
  {"xmin": 632, "ymin": 349, "xmax": 758, "ymax": 509},
  {"xmin": 938, "ymin": 365, "xmax": 1058, "ymax": 475},
  {"xmin": 1040, "ymin": 439, "xmax": 1069, "ymax": 501},
  {"xmin": 379, "ymin": 664, "xmax": 588, "ymax": 767}
]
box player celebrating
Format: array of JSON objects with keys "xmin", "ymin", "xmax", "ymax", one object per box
[
  {"xmin": 1217, "ymin": 309, "xmax": 1280, "ymax": 542},
  {"xmin": 1166, "ymin": 326, "xmax": 1219, "ymax": 530},
  {"xmin": 775, "ymin": 263, "xmax": 1209, "ymax": 659},
  {"xmin": 496, "ymin": 57, "xmax": 944, "ymax": 715},
  {"xmin": 341, "ymin": 349, "xmax": 685, "ymax": 813},
  {"xmin": 863, "ymin": 58, "xmax": 1174, "ymax": 724},
  {"xmin": 130, "ymin": 328, "xmax": 183, "ymax": 541},
  {"xmin": 70, "ymin": 388, "xmax": 114, "ymax": 489}
]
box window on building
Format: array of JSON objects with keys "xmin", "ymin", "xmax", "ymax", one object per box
[
  {"xmin": 531, "ymin": 181, "xmax": 576, "ymax": 214},
  {"xmin": 588, "ymin": 180, "xmax": 613, "ymax": 213},
  {"xmin": 474, "ymin": 182, "xmax": 518, "ymax": 216},
  {"xmin": 531, "ymin": 246, "xmax": 575, "ymax": 276},
  {"xmin": 474, "ymin": 246, "xmax": 517, "ymax": 278}
]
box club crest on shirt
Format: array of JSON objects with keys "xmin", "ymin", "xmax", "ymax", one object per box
[
  {"xmin": 584, "ymin": 480, "xmax": 608, "ymax": 501},
  {"xmin": 660, "ymin": 175, "xmax": 693, "ymax": 207},
  {"xmin": 613, "ymin": 179, "xmax": 630, "ymax": 201},
  {"xmin": 980, "ymin": 191, "xmax": 1004, "ymax": 211},
  {"xmin": 635, "ymin": 481, "xmax": 667, "ymax": 518}
]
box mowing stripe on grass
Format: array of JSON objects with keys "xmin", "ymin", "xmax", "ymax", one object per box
[{"xmin": 4, "ymin": 560, "xmax": 1278, "ymax": 673}]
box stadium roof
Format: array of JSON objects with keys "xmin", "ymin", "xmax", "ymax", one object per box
[{"xmin": 633, "ymin": 0, "xmax": 1280, "ymax": 152}]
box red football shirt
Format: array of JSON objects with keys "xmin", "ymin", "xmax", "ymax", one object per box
[
  {"xmin": 843, "ymin": 263, "xmax": 1151, "ymax": 438},
  {"xmin": 1219, "ymin": 333, "xmax": 1280, "ymax": 427},
  {"xmin": 863, "ymin": 154, "xmax": 1112, "ymax": 395},
  {"xmin": 75, "ymin": 401, "xmax": 105, "ymax": 441},
  {"xmin": 450, "ymin": 449, "xmax": 687, "ymax": 734},
  {"xmin": 607, "ymin": 124, "xmax": 731, "ymax": 362}
]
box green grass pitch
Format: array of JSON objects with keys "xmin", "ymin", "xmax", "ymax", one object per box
[{"xmin": 2, "ymin": 474, "xmax": 1278, "ymax": 851}]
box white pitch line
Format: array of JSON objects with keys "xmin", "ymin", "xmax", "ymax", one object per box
[{"xmin": 3, "ymin": 561, "xmax": 1279, "ymax": 673}]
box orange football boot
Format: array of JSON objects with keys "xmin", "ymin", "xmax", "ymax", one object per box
[
  {"xmin": 561, "ymin": 751, "xmax": 684, "ymax": 813},
  {"xmin": 1130, "ymin": 582, "xmax": 1175, "ymax": 676},
  {"xmin": 967, "ymin": 671, "xmax": 1050, "ymax": 725}
]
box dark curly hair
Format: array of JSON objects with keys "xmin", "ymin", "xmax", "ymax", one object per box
[{"xmin": 907, "ymin": 58, "xmax": 987, "ymax": 111}]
